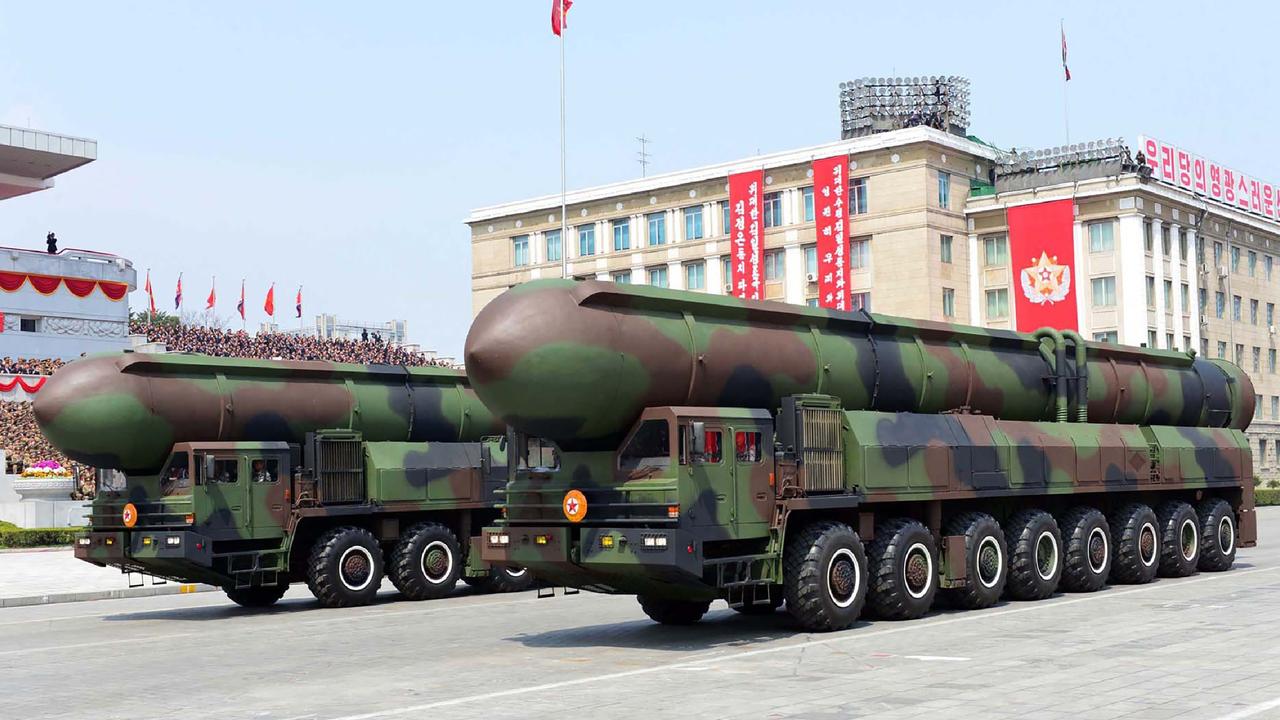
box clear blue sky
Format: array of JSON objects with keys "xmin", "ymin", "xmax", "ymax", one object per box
[{"xmin": 1, "ymin": 1, "xmax": 1276, "ymax": 357}]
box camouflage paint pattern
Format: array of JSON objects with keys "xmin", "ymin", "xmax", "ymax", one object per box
[{"xmin": 35, "ymin": 351, "xmax": 501, "ymax": 473}]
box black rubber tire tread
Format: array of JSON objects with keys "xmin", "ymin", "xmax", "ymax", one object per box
[
  {"xmin": 389, "ymin": 522, "xmax": 463, "ymax": 601},
  {"xmin": 1004, "ymin": 509, "xmax": 1063, "ymax": 601},
  {"xmin": 224, "ymin": 584, "xmax": 288, "ymax": 608},
  {"xmin": 941, "ymin": 512, "xmax": 1007, "ymax": 609},
  {"xmin": 783, "ymin": 520, "xmax": 867, "ymax": 632},
  {"xmin": 866, "ymin": 518, "xmax": 937, "ymax": 620},
  {"xmin": 305, "ymin": 526, "xmax": 383, "ymax": 608},
  {"xmin": 637, "ymin": 596, "xmax": 712, "ymax": 625},
  {"xmin": 1059, "ymin": 506, "xmax": 1111, "ymax": 593},
  {"xmin": 732, "ymin": 591, "xmax": 784, "ymax": 615},
  {"xmin": 1156, "ymin": 501, "xmax": 1200, "ymax": 578},
  {"xmin": 1108, "ymin": 503, "xmax": 1160, "ymax": 585},
  {"xmin": 469, "ymin": 566, "xmax": 535, "ymax": 594},
  {"xmin": 1196, "ymin": 498, "xmax": 1237, "ymax": 572}
]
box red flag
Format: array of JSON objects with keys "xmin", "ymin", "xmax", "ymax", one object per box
[
  {"xmin": 1061, "ymin": 23, "xmax": 1071, "ymax": 81},
  {"xmin": 144, "ymin": 270, "xmax": 156, "ymax": 316},
  {"xmin": 551, "ymin": 0, "xmax": 572, "ymax": 36},
  {"xmin": 264, "ymin": 284, "xmax": 275, "ymax": 317},
  {"xmin": 206, "ymin": 278, "xmax": 216, "ymax": 310},
  {"xmin": 237, "ymin": 280, "xmax": 245, "ymax": 320},
  {"xmin": 174, "ymin": 274, "xmax": 183, "ymax": 310},
  {"xmin": 1009, "ymin": 199, "xmax": 1078, "ymax": 332},
  {"xmin": 295, "ymin": 287, "xmax": 303, "ymax": 319}
]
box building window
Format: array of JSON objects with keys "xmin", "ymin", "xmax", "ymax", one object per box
[
  {"xmin": 513, "ymin": 235, "xmax": 530, "ymax": 267},
  {"xmin": 851, "ymin": 292, "xmax": 871, "ymax": 311},
  {"xmin": 940, "ymin": 234, "xmax": 953, "ymax": 264},
  {"xmin": 1249, "ymin": 250, "xmax": 1258, "ymax": 277},
  {"xmin": 804, "ymin": 245, "xmax": 817, "ymax": 276},
  {"xmin": 685, "ymin": 261, "xmax": 705, "ymax": 290},
  {"xmin": 982, "ymin": 235, "xmax": 1008, "ymax": 267},
  {"xmin": 577, "ymin": 225, "xmax": 595, "ymax": 257},
  {"xmin": 1183, "ymin": 335, "xmax": 1192, "ymax": 351},
  {"xmin": 1148, "ymin": 330, "xmax": 1158, "ymax": 349},
  {"xmin": 763, "ymin": 191, "xmax": 783, "ymax": 228},
  {"xmin": 648, "ymin": 266, "xmax": 668, "ymax": 287},
  {"xmin": 942, "ymin": 287, "xmax": 955, "ymax": 318},
  {"xmin": 850, "ymin": 177, "xmax": 868, "ymax": 215},
  {"xmin": 1143, "ymin": 221, "xmax": 1153, "ymax": 253},
  {"xmin": 1201, "ymin": 337, "xmax": 1210, "ymax": 357},
  {"xmin": 1178, "ymin": 229, "xmax": 1188, "ymax": 259},
  {"xmin": 1274, "ymin": 396, "xmax": 1279, "ymax": 420},
  {"xmin": 1251, "ymin": 299, "xmax": 1260, "ymax": 325},
  {"xmin": 722, "ymin": 255, "xmax": 732, "ymax": 289},
  {"xmin": 1269, "ymin": 303, "xmax": 1276, "ymax": 327},
  {"xmin": 1216, "ymin": 291, "xmax": 1226, "ymax": 319},
  {"xmin": 545, "ymin": 229, "xmax": 562, "ymax": 263},
  {"xmin": 937, "ymin": 172, "xmax": 951, "ymax": 208},
  {"xmin": 1218, "ymin": 341, "xmax": 1227, "ymax": 359},
  {"xmin": 1146, "ymin": 276, "xmax": 1156, "ymax": 309},
  {"xmin": 1161, "ymin": 225, "xmax": 1171, "ymax": 256},
  {"xmin": 850, "ymin": 237, "xmax": 870, "ymax": 270},
  {"xmin": 1199, "ymin": 288, "xmax": 1208, "ymax": 314},
  {"xmin": 1091, "ymin": 276, "xmax": 1116, "ymax": 307},
  {"xmin": 647, "ymin": 212, "xmax": 666, "ymax": 246},
  {"xmin": 1196, "ymin": 236, "xmax": 1205, "ymax": 264},
  {"xmin": 1093, "ymin": 331, "xmax": 1118, "ymax": 343},
  {"xmin": 1163, "ymin": 280, "xmax": 1172, "ymax": 312},
  {"xmin": 19, "ymin": 317, "xmax": 38, "ymax": 333},
  {"xmin": 986, "ymin": 288, "xmax": 1009, "ymax": 319},
  {"xmin": 1268, "ymin": 255, "xmax": 1274, "ymax": 281},
  {"xmin": 1180, "ymin": 283, "xmax": 1190, "ymax": 314},
  {"xmin": 1236, "ymin": 343, "xmax": 1244, "ymax": 366},
  {"xmin": 1231, "ymin": 245, "xmax": 1240, "ymax": 273},
  {"xmin": 1254, "ymin": 346, "xmax": 1262, "ymax": 372},
  {"xmin": 806, "ymin": 298, "xmax": 819, "ymax": 307},
  {"xmin": 612, "ymin": 270, "xmax": 631, "ymax": 284},
  {"xmin": 1213, "ymin": 241, "xmax": 1224, "ymax": 267},
  {"xmin": 1088, "ymin": 221, "xmax": 1115, "ymax": 253},
  {"xmin": 1233, "ymin": 295, "xmax": 1242, "ymax": 321},
  {"xmin": 722, "ymin": 203, "xmax": 730, "ymax": 237},
  {"xmin": 613, "ymin": 219, "xmax": 631, "ymax": 251},
  {"xmin": 802, "ymin": 186, "xmax": 814, "ymax": 222},
  {"xmin": 683, "ymin": 206, "xmax": 704, "ymax": 241},
  {"xmin": 1166, "ymin": 333, "xmax": 1174, "ymax": 350},
  {"xmin": 1270, "ymin": 348, "xmax": 1277, "ymax": 374},
  {"xmin": 764, "ymin": 250, "xmax": 784, "ymax": 281}
]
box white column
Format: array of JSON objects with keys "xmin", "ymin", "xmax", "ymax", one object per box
[
  {"xmin": 595, "ymin": 271, "xmax": 609, "ymax": 280},
  {"xmin": 702, "ymin": 202, "xmax": 715, "ymax": 240},
  {"xmin": 667, "ymin": 260, "xmax": 683, "ymax": 290},
  {"xmin": 668, "ymin": 208, "xmax": 681, "ymax": 245},
  {"xmin": 706, "ymin": 250, "xmax": 723, "ymax": 295},
  {"xmin": 1187, "ymin": 227, "xmax": 1202, "ymax": 352},
  {"xmin": 1072, "ymin": 219, "xmax": 1087, "ymax": 336},
  {"xmin": 632, "ymin": 214, "xmax": 645, "ymax": 248},
  {"xmin": 1117, "ymin": 214, "xmax": 1147, "ymax": 346},
  {"xmin": 595, "ymin": 220, "xmax": 607, "ymax": 256},
  {"xmin": 784, "ymin": 244, "xmax": 804, "ymax": 305},
  {"xmin": 1168, "ymin": 223, "xmax": 1183, "ymax": 345},
  {"xmin": 530, "ymin": 231, "xmax": 544, "ymax": 264},
  {"xmin": 1151, "ymin": 218, "xmax": 1165, "ymax": 346},
  {"xmin": 779, "ymin": 188, "xmax": 792, "ymax": 226},
  {"xmin": 967, "ymin": 233, "xmax": 981, "ymax": 323}
]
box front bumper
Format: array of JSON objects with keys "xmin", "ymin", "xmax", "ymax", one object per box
[
  {"xmin": 481, "ymin": 525, "xmax": 712, "ymax": 598},
  {"xmin": 75, "ymin": 529, "xmax": 214, "ymax": 571}
]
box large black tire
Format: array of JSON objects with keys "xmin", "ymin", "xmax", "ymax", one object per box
[
  {"xmin": 866, "ymin": 518, "xmax": 937, "ymax": 620},
  {"xmin": 732, "ymin": 590, "xmax": 783, "ymax": 615},
  {"xmin": 1058, "ymin": 506, "xmax": 1111, "ymax": 593},
  {"xmin": 784, "ymin": 520, "xmax": 867, "ymax": 632},
  {"xmin": 467, "ymin": 565, "xmax": 535, "ymax": 594},
  {"xmin": 941, "ymin": 513, "xmax": 1006, "ymax": 610},
  {"xmin": 389, "ymin": 522, "xmax": 463, "ymax": 601},
  {"xmin": 1005, "ymin": 509, "xmax": 1062, "ymax": 600},
  {"xmin": 306, "ymin": 526, "xmax": 384, "ymax": 608},
  {"xmin": 1197, "ymin": 498, "xmax": 1237, "ymax": 572},
  {"xmin": 1156, "ymin": 501, "xmax": 1200, "ymax": 577},
  {"xmin": 637, "ymin": 596, "xmax": 712, "ymax": 625},
  {"xmin": 1108, "ymin": 503, "xmax": 1160, "ymax": 584},
  {"xmin": 225, "ymin": 583, "xmax": 288, "ymax": 608}
]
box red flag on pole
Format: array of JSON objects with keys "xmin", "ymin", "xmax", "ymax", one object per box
[
  {"xmin": 144, "ymin": 270, "xmax": 156, "ymax": 317},
  {"xmin": 551, "ymin": 0, "xmax": 572, "ymax": 35},
  {"xmin": 174, "ymin": 273, "xmax": 183, "ymax": 311},
  {"xmin": 1061, "ymin": 22, "xmax": 1071, "ymax": 81},
  {"xmin": 237, "ymin": 280, "xmax": 245, "ymax": 320},
  {"xmin": 206, "ymin": 277, "xmax": 216, "ymax": 310},
  {"xmin": 295, "ymin": 287, "xmax": 303, "ymax": 319},
  {"xmin": 264, "ymin": 284, "xmax": 275, "ymax": 318}
]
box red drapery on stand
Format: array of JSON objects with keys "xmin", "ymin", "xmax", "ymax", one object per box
[
  {"xmin": 0, "ymin": 376, "xmax": 47, "ymax": 393},
  {"xmin": 0, "ymin": 271, "xmax": 128, "ymax": 301}
]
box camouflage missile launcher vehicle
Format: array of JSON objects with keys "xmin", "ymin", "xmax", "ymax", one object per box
[
  {"xmin": 35, "ymin": 352, "xmax": 532, "ymax": 608},
  {"xmin": 471, "ymin": 279, "xmax": 1255, "ymax": 631}
]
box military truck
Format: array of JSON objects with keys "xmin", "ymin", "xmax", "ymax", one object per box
[
  {"xmin": 35, "ymin": 352, "xmax": 531, "ymax": 608},
  {"xmin": 470, "ymin": 280, "xmax": 1255, "ymax": 631}
]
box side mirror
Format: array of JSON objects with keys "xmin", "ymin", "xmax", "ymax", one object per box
[
  {"xmin": 691, "ymin": 421, "xmax": 706, "ymax": 458},
  {"xmin": 203, "ymin": 455, "xmax": 216, "ymax": 482},
  {"xmin": 481, "ymin": 444, "xmax": 492, "ymax": 476}
]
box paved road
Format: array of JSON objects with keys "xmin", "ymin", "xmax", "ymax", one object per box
[{"xmin": 4, "ymin": 509, "xmax": 1280, "ymax": 720}]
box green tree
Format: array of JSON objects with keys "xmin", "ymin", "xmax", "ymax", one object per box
[{"xmin": 129, "ymin": 310, "xmax": 180, "ymax": 328}]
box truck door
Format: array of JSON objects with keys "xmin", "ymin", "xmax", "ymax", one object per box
[
  {"xmin": 247, "ymin": 454, "xmax": 288, "ymax": 536},
  {"xmin": 201, "ymin": 455, "xmax": 248, "ymax": 532},
  {"xmin": 731, "ymin": 425, "xmax": 772, "ymax": 534},
  {"xmin": 683, "ymin": 423, "xmax": 735, "ymax": 527}
]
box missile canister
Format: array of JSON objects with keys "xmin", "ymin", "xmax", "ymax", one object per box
[
  {"xmin": 464, "ymin": 279, "xmax": 1254, "ymax": 448},
  {"xmin": 34, "ymin": 352, "xmax": 501, "ymax": 472}
]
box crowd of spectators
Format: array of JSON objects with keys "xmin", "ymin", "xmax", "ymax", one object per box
[
  {"xmin": 0, "ymin": 357, "xmax": 64, "ymax": 375},
  {"xmin": 130, "ymin": 322, "xmax": 454, "ymax": 367},
  {"xmin": 0, "ymin": 402, "xmax": 94, "ymax": 499}
]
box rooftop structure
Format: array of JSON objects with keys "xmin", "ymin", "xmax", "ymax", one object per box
[{"xmin": 0, "ymin": 124, "xmax": 97, "ymax": 201}]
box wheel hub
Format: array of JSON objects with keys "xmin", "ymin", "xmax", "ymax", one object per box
[
  {"xmin": 1139, "ymin": 525, "xmax": 1156, "ymax": 564},
  {"xmin": 905, "ymin": 550, "xmax": 930, "ymax": 594},
  {"xmin": 424, "ymin": 547, "xmax": 450, "ymax": 579},
  {"xmin": 1180, "ymin": 520, "xmax": 1197, "ymax": 561},
  {"xmin": 829, "ymin": 557, "xmax": 856, "ymax": 600},
  {"xmin": 342, "ymin": 552, "xmax": 370, "ymax": 586},
  {"xmin": 1035, "ymin": 532, "xmax": 1057, "ymax": 579},
  {"xmin": 977, "ymin": 540, "xmax": 1000, "ymax": 586},
  {"xmin": 1218, "ymin": 516, "xmax": 1234, "ymax": 554},
  {"xmin": 1088, "ymin": 531, "xmax": 1107, "ymax": 571}
]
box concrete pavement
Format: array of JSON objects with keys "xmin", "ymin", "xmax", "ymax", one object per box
[
  {"xmin": 1, "ymin": 509, "xmax": 1279, "ymax": 719},
  {"xmin": 0, "ymin": 547, "xmax": 215, "ymax": 607}
]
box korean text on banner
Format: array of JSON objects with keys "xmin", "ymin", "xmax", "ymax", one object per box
[
  {"xmin": 728, "ymin": 170, "xmax": 764, "ymax": 300},
  {"xmin": 812, "ymin": 155, "xmax": 848, "ymax": 310},
  {"xmin": 1008, "ymin": 198, "xmax": 1078, "ymax": 332}
]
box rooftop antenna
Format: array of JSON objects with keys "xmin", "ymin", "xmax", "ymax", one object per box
[{"xmin": 636, "ymin": 134, "xmax": 653, "ymax": 177}]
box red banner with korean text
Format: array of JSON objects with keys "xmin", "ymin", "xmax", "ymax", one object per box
[
  {"xmin": 812, "ymin": 155, "xmax": 848, "ymax": 310},
  {"xmin": 728, "ymin": 170, "xmax": 763, "ymax": 300},
  {"xmin": 1008, "ymin": 198, "xmax": 1078, "ymax": 332}
]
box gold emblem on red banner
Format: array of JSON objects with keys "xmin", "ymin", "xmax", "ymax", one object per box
[{"xmin": 1019, "ymin": 251, "xmax": 1071, "ymax": 305}]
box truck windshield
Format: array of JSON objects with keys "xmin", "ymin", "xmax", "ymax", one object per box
[
  {"xmin": 619, "ymin": 419, "xmax": 671, "ymax": 475},
  {"xmin": 160, "ymin": 452, "xmax": 190, "ymax": 495}
]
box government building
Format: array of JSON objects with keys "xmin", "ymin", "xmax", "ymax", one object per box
[{"xmin": 466, "ymin": 77, "xmax": 1280, "ymax": 479}]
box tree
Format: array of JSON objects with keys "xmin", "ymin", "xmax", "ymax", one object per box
[{"xmin": 129, "ymin": 310, "xmax": 179, "ymax": 328}]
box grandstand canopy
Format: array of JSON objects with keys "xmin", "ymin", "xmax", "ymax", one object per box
[{"xmin": 0, "ymin": 124, "xmax": 97, "ymax": 201}]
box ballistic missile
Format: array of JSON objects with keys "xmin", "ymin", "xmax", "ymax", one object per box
[
  {"xmin": 464, "ymin": 279, "xmax": 1254, "ymax": 448},
  {"xmin": 33, "ymin": 352, "xmax": 501, "ymax": 472}
]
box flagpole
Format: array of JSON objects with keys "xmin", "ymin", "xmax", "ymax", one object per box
[
  {"xmin": 1061, "ymin": 19, "xmax": 1070, "ymax": 145},
  {"xmin": 559, "ymin": 0, "xmax": 568, "ymax": 279}
]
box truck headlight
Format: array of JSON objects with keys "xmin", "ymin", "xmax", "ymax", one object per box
[
  {"xmin": 166, "ymin": 536, "xmax": 181, "ymax": 547},
  {"xmin": 77, "ymin": 538, "xmax": 91, "ymax": 546},
  {"xmin": 488, "ymin": 534, "xmax": 510, "ymax": 547}
]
